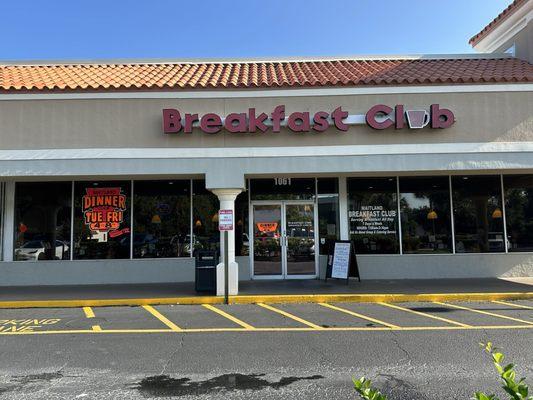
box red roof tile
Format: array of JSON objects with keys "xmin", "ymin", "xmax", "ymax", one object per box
[
  {"xmin": 1, "ymin": 58, "xmax": 532, "ymax": 92},
  {"xmin": 469, "ymin": 0, "xmax": 528, "ymax": 46}
]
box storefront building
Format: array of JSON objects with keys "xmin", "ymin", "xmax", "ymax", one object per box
[{"xmin": 0, "ymin": 3, "xmax": 532, "ymax": 290}]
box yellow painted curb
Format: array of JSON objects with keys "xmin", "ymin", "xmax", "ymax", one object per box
[{"xmin": 0, "ymin": 292, "xmax": 532, "ymax": 309}]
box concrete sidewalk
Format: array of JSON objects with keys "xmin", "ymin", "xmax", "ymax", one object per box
[{"xmin": 0, "ymin": 277, "xmax": 531, "ymax": 307}]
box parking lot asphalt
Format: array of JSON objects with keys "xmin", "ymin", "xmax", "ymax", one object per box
[
  {"xmin": 0, "ymin": 300, "xmax": 531, "ymax": 399},
  {"xmin": 0, "ymin": 299, "xmax": 532, "ymax": 335}
]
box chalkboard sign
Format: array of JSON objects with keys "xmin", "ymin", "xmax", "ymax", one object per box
[{"xmin": 326, "ymin": 240, "xmax": 361, "ymax": 283}]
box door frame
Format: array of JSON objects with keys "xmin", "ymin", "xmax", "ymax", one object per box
[{"xmin": 249, "ymin": 200, "xmax": 318, "ymax": 280}]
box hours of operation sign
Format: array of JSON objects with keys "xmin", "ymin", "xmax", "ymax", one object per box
[
  {"xmin": 349, "ymin": 205, "xmax": 397, "ymax": 235},
  {"xmin": 331, "ymin": 242, "xmax": 351, "ymax": 279}
]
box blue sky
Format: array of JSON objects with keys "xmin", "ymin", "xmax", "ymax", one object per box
[{"xmin": 1, "ymin": 0, "xmax": 511, "ymax": 61}]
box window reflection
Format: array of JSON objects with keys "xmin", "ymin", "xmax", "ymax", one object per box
[
  {"xmin": 235, "ymin": 189, "xmax": 249, "ymax": 256},
  {"xmin": 348, "ymin": 177, "xmax": 399, "ymax": 254},
  {"xmin": 400, "ymin": 177, "xmax": 452, "ymax": 253},
  {"xmin": 73, "ymin": 181, "xmax": 131, "ymax": 259},
  {"xmin": 193, "ymin": 180, "xmax": 220, "ymax": 256},
  {"xmin": 504, "ymin": 175, "xmax": 533, "ymax": 252},
  {"xmin": 133, "ymin": 180, "xmax": 191, "ymax": 258},
  {"xmin": 317, "ymin": 178, "xmax": 339, "ymax": 255},
  {"xmin": 452, "ymin": 176, "xmax": 504, "ymax": 253},
  {"xmin": 14, "ymin": 182, "xmax": 71, "ymax": 261}
]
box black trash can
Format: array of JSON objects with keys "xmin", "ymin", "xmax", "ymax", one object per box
[{"xmin": 195, "ymin": 250, "xmax": 218, "ymax": 293}]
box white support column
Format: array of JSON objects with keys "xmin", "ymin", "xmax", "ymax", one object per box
[
  {"xmin": 338, "ymin": 176, "xmax": 349, "ymax": 240},
  {"xmin": 2, "ymin": 181, "xmax": 15, "ymax": 261},
  {"xmin": 211, "ymin": 188, "xmax": 243, "ymax": 295}
]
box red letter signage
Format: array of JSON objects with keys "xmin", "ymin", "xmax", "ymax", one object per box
[
  {"xmin": 162, "ymin": 104, "xmax": 454, "ymax": 135},
  {"xmin": 430, "ymin": 104, "xmax": 455, "ymax": 128},
  {"xmin": 366, "ymin": 105, "xmax": 394, "ymax": 129},
  {"xmin": 366, "ymin": 104, "xmax": 455, "ymax": 130},
  {"xmin": 162, "ymin": 109, "xmax": 182, "ymax": 133}
]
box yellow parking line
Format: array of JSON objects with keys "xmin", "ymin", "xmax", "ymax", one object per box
[
  {"xmin": 83, "ymin": 307, "xmax": 95, "ymax": 318},
  {"xmin": 378, "ymin": 302, "xmax": 472, "ymax": 328},
  {"xmin": 83, "ymin": 307, "xmax": 101, "ymax": 330},
  {"xmin": 202, "ymin": 304, "xmax": 255, "ymax": 330},
  {"xmin": 257, "ymin": 303, "xmax": 324, "ymax": 330},
  {"xmin": 434, "ymin": 302, "xmax": 533, "ymax": 325},
  {"xmin": 319, "ymin": 303, "xmax": 399, "ymax": 329},
  {"xmin": 492, "ymin": 300, "xmax": 533, "ymax": 310},
  {"xmin": 0, "ymin": 325, "xmax": 533, "ymax": 335},
  {"xmin": 142, "ymin": 305, "xmax": 182, "ymax": 331}
]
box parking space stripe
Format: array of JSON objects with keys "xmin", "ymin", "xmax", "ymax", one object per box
[
  {"xmin": 0, "ymin": 325, "xmax": 533, "ymax": 335},
  {"xmin": 83, "ymin": 307, "xmax": 95, "ymax": 318},
  {"xmin": 142, "ymin": 305, "xmax": 182, "ymax": 331},
  {"xmin": 319, "ymin": 303, "xmax": 399, "ymax": 328},
  {"xmin": 492, "ymin": 300, "xmax": 533, "ymax": 310},
  {"xmin": 378, "ymin": 302, "xmax": 472, "ymax": 327},
  {"xmin": 202, "ymin": 304, "xmax": 255, "ymax": 330},
  {"xmin": 257, "ymin": 303, "xmax": 324, "ymax": 330},
  {"xmin": 83, "ymin": 307, "xmax": 102, "ymax": 331},
  {"xmin": 434, "ymin": 301, "xmax": 533, "ymax": 325}
]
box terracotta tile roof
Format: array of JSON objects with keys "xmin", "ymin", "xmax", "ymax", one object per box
[
  {"xmin": 469, "ymin": 0, "xmax": 528, "ymax": 46},
  {"xmin": 1, "ymin": 57, "xmax": 532, "ymax": 92}
]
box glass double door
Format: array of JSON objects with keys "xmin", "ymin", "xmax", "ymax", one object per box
[{"xmin": 252, "ymin": 202, "xmax": 317, "ymax": 279}]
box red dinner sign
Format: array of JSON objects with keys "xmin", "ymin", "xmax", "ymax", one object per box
[{"xmin": 82, "ymin": 187, "xmax": 128, "ymax": 236}]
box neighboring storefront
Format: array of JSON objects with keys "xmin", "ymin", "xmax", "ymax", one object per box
[{"xmin": 0, "ymin": 2, "xmax": 532, "ymax": 289}]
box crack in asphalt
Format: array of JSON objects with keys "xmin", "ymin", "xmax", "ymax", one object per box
[
  {"xmin": 389, "ymin": 331, "xmax": 413, "ymax": 365},
  {"xmin": 159, "ymin": 333, "xmax": 185, "ymax": 376}
]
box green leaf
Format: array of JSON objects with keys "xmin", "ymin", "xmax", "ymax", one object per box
[
  {"xmin": 503, "ymin": 363, "xmax": 515, "ymax": 372},
  {"xmin": 474, "ymin": 392, "xmax": 497, "ymax": 400},
  {"xmin": 518, "ymin": 385, "xmax": 529, "ymax": 397},
  {"xmin": 493, "ymin": 352, "xmax": 504, "ymax": 364}
]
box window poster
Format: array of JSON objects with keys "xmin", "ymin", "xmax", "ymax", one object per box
[
  {"xmin": 349, "ymin": 205, "xmax": 397, "ymax": 235},
  {"xmin": 82, "ymin": 187, "xmax": 129, "ymax": 238},
  {"xmin": 74, "ymin": 181, "xmax": 131, "ymax": 259}
]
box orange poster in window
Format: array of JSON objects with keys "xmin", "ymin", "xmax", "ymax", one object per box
[
  {"xmin": 256, "ymin": 222, "xmax": 278, "ymax": 233},
  {"xmin": 82, "ymin": 188, "xmax": 128, "ymax": 236}
]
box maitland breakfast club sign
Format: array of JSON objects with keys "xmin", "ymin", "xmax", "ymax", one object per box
[{"xmin": 162, "ymin": 104, "xmax": 454, "ymax": 134}]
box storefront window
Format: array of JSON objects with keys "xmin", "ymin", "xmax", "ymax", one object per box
[
  {"xmin": 133, "ymin": 180, "xmax": 191, "ymax": 258},
  {"xmin": 250, "ymin": 178, "xmax": 315, "ymax": 200},
  {"xmin": 0, "ymin": 182, "xmax": 5, "ymax": 259},
  {"xmin": 73, "ymin": 181, "xmax": 131, "ymax": 259},
  {"xmin": 317, "ymin": 178, "xmax": 339, "ymax": 255},
  {"xmin": 399, "ymin": 177, "xmax": 452, "ymax": 254},
  {"xmin": 504, "ymin": 175, "xmax": 533, "ymax": 252},
  {"xmin": 193, "ymin": 180, "xmax": 220, "ymax": 256},
  {"xmin": 14, "ymin": 182, "xmax": 72, "ymax": 261},
  {"xmin": 235, "ymin": 188, "xmax": 249, "ymax": 257},
  {"xmin": 452, "ymin": 176, "xmax": 504, "ymax": 253},
  {"xmin": 348, "ymin": 177, "xmax": 399, "ymax": 254}
]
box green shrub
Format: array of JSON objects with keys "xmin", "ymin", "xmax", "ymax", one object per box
[
  {"xmin": 353, "ymin": 377, "xmax": 387, "ymax": 400},
  {"xmin": 353, "ymin": 342, "xmax": 530, "ymax": 400},
  {"xmin": 474, "ymin": 342, "xmax": 532, "ymax": 400}
]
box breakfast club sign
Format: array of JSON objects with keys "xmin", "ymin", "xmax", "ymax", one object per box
[
  {"xmin": 162, "ymin": 104, "xmax": 454, "ymax": 134},
  {"xmin": 82, "ymin": 188, "xmax": 129, "ymax": 238}
]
